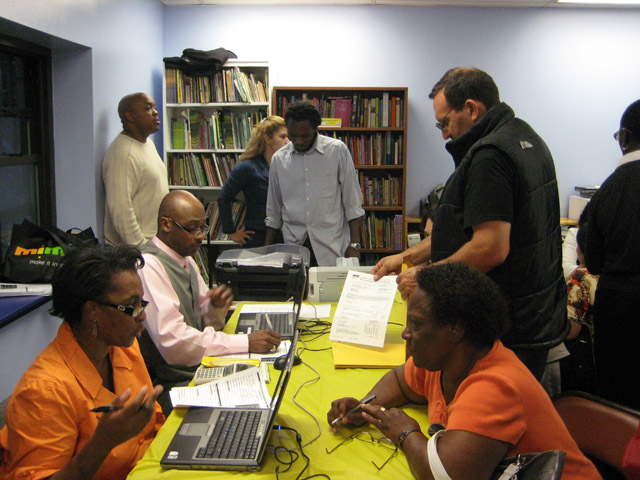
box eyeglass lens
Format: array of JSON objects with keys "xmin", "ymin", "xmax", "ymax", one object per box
[{"xmin": 325, "ymin": 431, "xmax": 397, "ymax": 470}]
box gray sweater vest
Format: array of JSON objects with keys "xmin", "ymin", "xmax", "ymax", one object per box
[{"xmin": 138, "ymin": 240, "xmax": 203, "ymax": 388}]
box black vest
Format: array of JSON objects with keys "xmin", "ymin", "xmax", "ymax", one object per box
[{"xmin": 432, "ymin": 103, "xmax": 569, "ymax": 350}]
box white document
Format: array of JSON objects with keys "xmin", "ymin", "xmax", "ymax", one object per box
[
  {"xmin": 0, "ymin": 283, "xmax": 52, "ymax": 297},
  {"xmin": 329, "ymin": 271, "xmax": 398, "ymax": 348},
  {"xmin": 170, "ymin": 366, "xmax": 271, "ymax": 408},
  {"xmin": 236, "ymin": 252, "xmax": 285, "ymax": 268},
  {"xmin": 240, "ymin": 303, "xmax": 331, "ymax": 319},
  {"xmin": 217, "ymin": 340, "xmax": 291, "ymax": 363}
]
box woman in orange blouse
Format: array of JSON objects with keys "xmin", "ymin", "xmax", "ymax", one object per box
[
  {"xmin": 0, "ymin": 246, "xmax": 164, "ymax": 480},
  {"xmin": 328, "ymin": 263, "xmax": 601, "ymax": 480}
]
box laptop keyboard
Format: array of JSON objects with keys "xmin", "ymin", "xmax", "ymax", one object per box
[
  {"xmin": 264, "ymin": 313, "xmax": 292, "ymax": 332},
  {"xmin": 196, "ymin": 410, "xmax": 262, "ymax": 460}
]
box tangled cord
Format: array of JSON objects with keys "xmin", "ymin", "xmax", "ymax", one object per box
[{"xmin": 273, "ymin": 425, "xmax": 330, "ymax": 480}]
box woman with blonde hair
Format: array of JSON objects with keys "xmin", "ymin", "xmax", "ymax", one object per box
[{"xmin": 218, "ymin": 115, "xmax": 288, "ymax": 247}]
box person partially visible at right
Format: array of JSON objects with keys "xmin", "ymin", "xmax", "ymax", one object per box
[{"xmin": 585, "ymin": 99, "xmax": 640, "ymax": 410}]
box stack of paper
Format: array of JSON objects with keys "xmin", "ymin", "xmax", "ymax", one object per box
[{"xmin": 170, "ymin": 367, "xmax": 270, "ymax": 408}]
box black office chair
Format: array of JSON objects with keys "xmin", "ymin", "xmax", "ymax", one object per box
[{"xmin": 553, "ymin": 391, "xmax": 640, "ymax": 479}]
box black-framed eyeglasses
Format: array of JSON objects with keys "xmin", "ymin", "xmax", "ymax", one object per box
[
  {"xmin": 97, "ymin": 300, "xmax": 149, "ymax": 318},
  {"xmin": 325, "ymin": 431, "xmax": 398, "ymax": 470},
  {"xmin": 167, "ymin": 217, "xmax": 211, "ymax": 236},
  {"xmin": 614, "ymin": 128, "xmax": 631, "ymax": 142},
  {"xmin": 435, "ymin": 108, "xmax": 454, "ymax": 131}
]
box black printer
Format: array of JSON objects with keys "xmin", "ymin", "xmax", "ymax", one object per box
[{"xmin": 213, "ymin": 244, "xmax": 309, "ymax": 302}]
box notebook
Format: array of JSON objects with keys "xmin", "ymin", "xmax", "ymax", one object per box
[
  {"xmin": 160, "ymin": 331, "xmax": 298, "ymax": 471},
  {"xmin": 234, "ymin": 295, "xmax": 302, "ymax": 339}
]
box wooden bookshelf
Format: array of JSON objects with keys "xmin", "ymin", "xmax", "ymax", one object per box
[
  {"xmin": 272, "ymin": 86, "xmax": 408, "ymax": 262},
  {"xmin": 163, "ymin": 60, "xmax": 269, "ymax": 282}
]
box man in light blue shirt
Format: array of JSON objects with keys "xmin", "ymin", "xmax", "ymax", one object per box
[{"xmin": 265, "ymin": 101, "xmax": 364, "ymax": 266}]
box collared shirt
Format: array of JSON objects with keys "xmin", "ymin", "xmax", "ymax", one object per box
[
  {"xmin": 138, "ymin": 237, "xmax": 248, "ymax": 366},
  {"xmin": 265, "ymin": 134, "xmax": 364, "ymax": 266},
  {"xmin": 0, "ymin": 322, "xmax": 164, "ymax": 480},
  {"xmin": 617, "ymin": 149, "xmax": 640, "ymax": 168}
]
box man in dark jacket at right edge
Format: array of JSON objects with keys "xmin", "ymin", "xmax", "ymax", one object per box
[{"xmin": 372, "ymin": 68, "xmax": 568, "ymax": 380}]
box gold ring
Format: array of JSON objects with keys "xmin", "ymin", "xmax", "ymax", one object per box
[{"xmin": 380, "ymin": 407, "xmax": 386, "ymax": 412}]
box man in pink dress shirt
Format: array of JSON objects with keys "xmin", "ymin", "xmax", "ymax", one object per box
[{"xmin": 137, "ymin": 190, "xmax": 280, "ymax": 414}]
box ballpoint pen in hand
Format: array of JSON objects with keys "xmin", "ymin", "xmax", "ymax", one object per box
[
  {"xmin": 91, "ymin": 404, "xmax": 123, "ymax": 413},
  {"xmin": 331, "ymin": 394, "xmax": 377, "ymax": 426}
]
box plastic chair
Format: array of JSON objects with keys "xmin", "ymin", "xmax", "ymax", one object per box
[{"xmin": 553, "ymin": 391, "xmax": 640, "ymax": 479}]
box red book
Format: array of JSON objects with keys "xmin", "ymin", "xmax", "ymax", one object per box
[{"xmin": 334, "ymin": 97, "xmax": 352, "ymax": 127}]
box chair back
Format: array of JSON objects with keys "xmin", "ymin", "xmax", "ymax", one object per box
[{"xmin": 553, "ymin": 391, "xmax": 640, "ymax": 477}]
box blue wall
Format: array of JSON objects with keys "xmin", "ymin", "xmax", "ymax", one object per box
[
  {"xmin": 1, "ymin": 2, "xmax": 639, "ymax": 229},
  {"xmin": 164, "ymin": 5, "xmax": 640, "ymax": 216},
  {"xmin": 0, "ymin": 0, "xmax": 164, "ymax": 236}
]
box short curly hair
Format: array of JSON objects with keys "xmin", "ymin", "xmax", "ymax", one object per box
[
  {"xmin": 284, "ymin": 100, "xmax": 322, "ymax": 129},
  {"xmin": 416, "ymin": 263, "xmax": 509, "ymax": 348},
  {"xmin": 50, "ymin": 245, "xmax": 144, "ymax": 326}
]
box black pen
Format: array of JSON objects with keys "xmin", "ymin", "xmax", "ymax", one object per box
[
  {"xmin": 91, "ymin": 404, "xmax": 123, "ymax": 413},
  {"xmin": 331, "ymin": 394, "xmax": 377, "ymax": 425}
]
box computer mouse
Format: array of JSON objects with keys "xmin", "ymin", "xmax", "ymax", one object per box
[{"xmin": 273, "ymin": 354, "xmax": 302, "ymax": 370}]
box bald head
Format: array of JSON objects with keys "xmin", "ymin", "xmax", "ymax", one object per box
[
  {"xmin": 118, "ymin": 93, "xmax": 148, "ymax": 123},
  {"xmin": 157, "ymin": 190, "xmax": 207, "ymax": 257},
  {"xmin": 158, "ymin": 190, "xmax": 202, "ymax": 221},
  {"xmin": 117, "ymin": 92, "xmax": 159, "ymax": 142}
]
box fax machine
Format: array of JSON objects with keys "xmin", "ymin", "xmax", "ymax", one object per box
[
  {"xmin": 308, "ymin": 265, "xmax": 371, "ymax": 302},
  {"xmin": 214, "ymin": 244, "xmax": 309, "ymax": 302}
]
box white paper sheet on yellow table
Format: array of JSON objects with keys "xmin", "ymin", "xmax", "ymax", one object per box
[
  {"xmin": 169, "ymin": 366, "xmax": 271, "ymax": 408},
  {"xmin": 329, "ymin": 271, "xmax": 398, "ymax": 348}
]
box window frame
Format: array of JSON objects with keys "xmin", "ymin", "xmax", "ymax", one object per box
[{"xmin": 0, "ymin": 34, "xmax": 56, "ymax": 230}]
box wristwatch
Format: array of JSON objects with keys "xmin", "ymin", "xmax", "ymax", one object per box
[
  {"xmin": 348, "ymin": 242, "xmax": 361, "ymax": 251},
  {"xmin": 397, "ymin": 429, "xmax": 421, "ymax": 449}
]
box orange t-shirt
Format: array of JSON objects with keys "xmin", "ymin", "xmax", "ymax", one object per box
[
  {"xmin": 405, "ymin": 340, "xmax": 601, "ymax": 480},
  {"xmin": 0, "ymin": 321, "xmax": 164, "ymax": 480}
]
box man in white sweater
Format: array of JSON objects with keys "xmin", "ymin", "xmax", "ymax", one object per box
[{"xmin": 102, "ymin": 92, "xmax": 169, "ymax": 246}]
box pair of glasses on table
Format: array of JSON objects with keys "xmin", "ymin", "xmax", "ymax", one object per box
[{"xmin": 325, "ymin": 431, "xmax": 398, "ymax": 470}]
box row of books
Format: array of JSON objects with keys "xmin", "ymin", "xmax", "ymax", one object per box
[
  {"xmin": 275, "ymin": 92, "xmax": 404, "ymax": 128},
  {"xmin": 171, "ymin": 109, "xmax": 267, "ymax": 150},
  {"xmin": 205, "ymin": 200, "xmax": 246, "ymax": 242},
  {"xmin": 361, "ymin": 213, "xmax": 403, "ymax": 250},
  {"xmin": 193, "ymin": 249, "xmax": 210, "ymax": 285},
  {"xmin": 359, "ymin": 172, "xmax": 403, "ymax": 207},
  {"xmin": 329, "ymin": 131, "xmax": 404, "ymax": 166},
  {"xmin": 165, "ymin": 67, "xmax": 268, "ymax": 104},
  {"xmin": 167, "ymin": 153, "xmax": 239, "ymax": 187}
]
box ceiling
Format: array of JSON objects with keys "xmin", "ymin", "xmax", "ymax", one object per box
[{"xmin": 156, "ymin": 0, "xmax": 640, "ymax": 7}]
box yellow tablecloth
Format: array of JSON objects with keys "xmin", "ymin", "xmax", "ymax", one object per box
[{"xmin": 127, "ymin": 301, "xmax": 429, "ymax": 479}]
